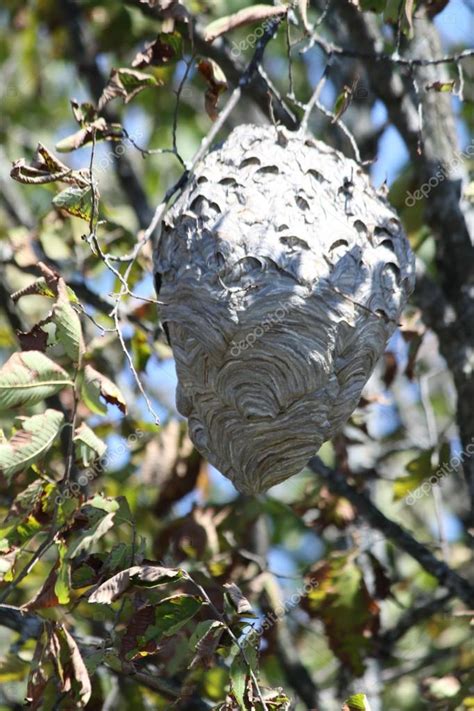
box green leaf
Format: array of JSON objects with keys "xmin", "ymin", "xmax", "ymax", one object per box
[
  {"xmin": 0, "ymin": 351, "xmax": 72, "ymax": 411},
  {"xmin": 53, "ymin": 186, "xmax": 93, "ymax": 222},
  {"xmin": 98, "ymin": 68, "xmax": 161, "ymax": 110},
  {"xmin": 131, "ymin": 329, "xmax": 152, "ymax": 371},
  {"xmin": 332, "ymin": 85, "xmax": 352, "ymax": 122},
  {"xmin": 0, "ymin": 655, "xmax": 29, "ymax": 683},
  {"xmin": 52, "ymin": 279, "xmax": 85, "ymax": 364},
  {"xmin": 67, "ymin": 511, "xmax": 116, "ymax": 559},
  {"xmin": 189, "ymin": 620, "xmax": 225, "ymax": 669},
  {"xmin": 81, "ymin": 365, "xmax": 127, "ymax": 415},
  {"xmin": 303, "ymin": 553, "xmax": 379, "ymax": 676},
  {"xmin": 230, "ymin": 651, "xmax": 248, "ymax": 710},
  {"xmin": 89, "ymin": 565, "xmax": 184, "ymax": 603},
  {"xmin": 359, "ymin": 0, "xmax": 387, "ymax": 10},
  {"xmin": 343, "ymin": 693, "xmax": 372, "ymax": 710},
  {"xmin": 74, "ymin": 423, "xmax": 107, "ymax": 467},
  {"xmin": 0, "ymin": 409, "xmax": 64, "ymax": 480},
  {"xmin": 142, "ymin": 594, "xmax": 202, "ymax": 641},
  {"xmin": 88, "ymin": 494, "xmax": 120, "ymax": 514}
]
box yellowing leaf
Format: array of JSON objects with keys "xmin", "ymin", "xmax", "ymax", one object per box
[
  {"xmin": 343, "ymin": 693, "xmax": 372, "ymax": 710},
  {"xmin": 53, "ymin": 186, "xmax": 94, "ymax": 222},
  {"xmin": 0, "ymin": 352, "xmax": 72, "ymax": 411},
  {"xmin": 55, "ymin": 541, "xmax": 71, "ymax": 605},
  {"xmin": 0, "ymin": 655, "xmax": 29, "ymax": 683},
  {"xmin": 425, "ymin": 80, "xmax": 456, "ymax": 93}
]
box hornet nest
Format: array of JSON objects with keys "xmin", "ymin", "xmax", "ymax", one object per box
[{"xmin": 154, "ymin": 124, "xmax": 415, "ymax": 494}]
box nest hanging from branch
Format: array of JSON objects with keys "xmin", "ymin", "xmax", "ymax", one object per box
[{"xmin": 154, "ymin": 124, "xmax": 415, "ymax": 494}]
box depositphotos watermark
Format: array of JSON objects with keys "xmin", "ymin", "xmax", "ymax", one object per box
[
  {"xmin": 405, "ymin": 438, "xmax": 474, "ymax": 506},
  {"xmin": 55, "ymin": 429, "xmax": 144, "ymax": 504},
  {"xmin": 231, "ymin": 17, "xmax": 276, "ymax": 58},
  {"xmin": 242, "ymin": 578, "xmax": 319, "ymax": 651},
  {"xmin": 405, "ymin": 141, "xmax": 474, "ymax": 207},
  {"xmin": 230, "ymin": 300, "xmax": 292, "ymax": 357}
]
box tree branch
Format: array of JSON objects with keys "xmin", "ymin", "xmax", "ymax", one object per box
[
  {"xmin": 378, "ymin": 592, "xmax": 452, "ymax": 653},
  {"xmin": 309, "ymin": 457, "xmax": 474, "ymax": 607},
  {"xmin": 60, "ymin": 0, "xmax": 153, "ymax": 229},
  {"xmin": 332, "ymin": 0, "xmax": 474, "ymax": 527}
]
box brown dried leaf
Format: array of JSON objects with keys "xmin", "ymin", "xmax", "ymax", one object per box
[
  {"xmin": 23, "ymin": 561, "xmax": 60, "ymax": 610},
  {"xmin": 224, "ymin": 582, "xmax": 255, "ymax": 615},
  {"xmin": 132, "ymin": 32, "xmax": 183, "ymax": 68},
  {"xmin": 298, "ymin": 0, "xmax": 311, "ymax": 32},
  {"xmin": 382, "ymin": 351, "xmax": 397, "ymax": 388},
  {"xmin": 18, "ymin": 324, "xmax": 48, "ymax": 353},
  {"xmin": 56, "ymin": 118, "xmax": 124, "ymax": 153},
  {"xmin": 57, "ymin": 625, "xmax": 92, "ymax": 706},
  {"xmin": 10, "ymin": 143, "xmax": 89, "ymax": 187},
  {"xmin": 120, "ymin": 604, "xmax": 156, "ymax": 658},
  {"xmin": 25, "ymin": 636, "xmax": 49, "ymax": 711},
  {"xmin": 198, "ymin": 59, "xmax": 228, "ymax": 121},
  {"xmin": 203, "ymin": 4, "xmax": 288, "ymax": 43}
]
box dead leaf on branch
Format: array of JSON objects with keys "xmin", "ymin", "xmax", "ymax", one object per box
[
  {"xmin": 56, "ymin": 118, "xmax": 124, "ymax": 153},
  {"xmin": 198, "ymin": 58, "xmax": 228, "ymax": 121},
  {"xmin": 298, "ymin": 0, "xmax": 312, "ymax": 32},
  {"xmin": 10, "ymin": 143, "xmax": 89, "ymax": 187},
  {"xmin": 203, "ymin": 4, "xmax": 288, "ymax": 43},
  {"xmin": 132, "ymin": 32, "xmax": 183, "ymax": 69},
  {"xmin": 135, "ymin": 0, "xmax": 190, "ymax": 26}
]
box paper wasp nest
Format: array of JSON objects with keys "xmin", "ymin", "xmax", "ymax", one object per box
[{"xmin": 154, "ymin": 125, "xmax": 415, "ymax": 494}]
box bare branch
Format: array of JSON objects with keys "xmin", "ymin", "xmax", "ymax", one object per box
[{"xmin": 309, "ymin": 457, "xmax": 474, "ymax": 607}]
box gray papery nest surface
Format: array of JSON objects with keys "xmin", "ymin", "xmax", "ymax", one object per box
[{"xmin": 154, "ymin": 124, "xmax": 415, "ymax": 494}]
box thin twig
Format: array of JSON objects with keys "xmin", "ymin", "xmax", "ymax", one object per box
[
  {"xmin": 301, "ymin": 32, "xmax": 474, "ymax": 67},
  {"xmin": 186, "ymin": 573, "xmax": 269, "ymax": 711}
]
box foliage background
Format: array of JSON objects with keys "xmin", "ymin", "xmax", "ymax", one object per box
[{"xmin": 0, "ymin": 0, "xmax": 473, "ymax": 709}]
